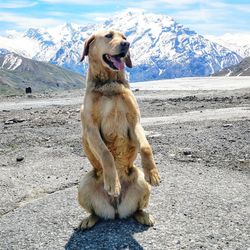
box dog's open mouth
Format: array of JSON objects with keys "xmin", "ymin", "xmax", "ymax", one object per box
[{"xmin": 103, "ymin": 53, "xmax": 126, "ymax": 71}]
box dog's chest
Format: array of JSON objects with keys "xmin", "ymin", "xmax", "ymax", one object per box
[{"xmin": 100, "ymin": 96, "xmax": 129, "ymax": 140}]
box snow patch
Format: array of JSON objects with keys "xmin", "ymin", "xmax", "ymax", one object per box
[
  {"xmin": 131, "ymin": 76, "xmax": 250, "ymax": 90},
  {"xmin": 1, "ymin": 53, "xmax": 22, "ymax": 70},
  {"xmin": 141, "ymin": 107, "xmax": 250, "ymax": 126}
]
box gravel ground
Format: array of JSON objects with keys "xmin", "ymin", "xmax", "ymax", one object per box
[{"xmin": 0, "ymin": 84, "xmax": 250, "ymax": 250}]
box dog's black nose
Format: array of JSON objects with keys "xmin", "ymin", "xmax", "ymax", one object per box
[{"xmin": 120, "ymin": 41, "xmax": 130, "ymax": 50}]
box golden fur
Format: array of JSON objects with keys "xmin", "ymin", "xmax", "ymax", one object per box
[{"xmin": 78, "ymin": 30, "xmax": 160, "ymax": 229}]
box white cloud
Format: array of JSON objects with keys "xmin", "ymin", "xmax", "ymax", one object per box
[
  {"xmin": 0, "ymin": 1, "xmax": 38, "ymax": 9},
  {"xmin": 47, "ymin": 11, "xmax": 72, "ymax": 17},
  {"xmin": 174, "ymin": 9, "xmax": 214, "ymax": 22},
  {"xmin": 41, "ymin": 0, "xmax": 112, "ymax": 5},
  {"xmin": 0, "ymin": 12, "xmax": 63, "ymax": 29},
  {"xmin": 41, "ymin": 0, "xmax": 202, "ymax": 9},
  {"xmin": 206, "ymin": 1, "xmax": 250, "ymax": 13},
  {"xmin": 231, "ymin": 4, "xmax": 250, "ymax": 13},
  {"xmin": 0, "ymin": 1, "xmax": 249, "ymax": 36},
  {"xmin": 83, "ymin": 13, "xmax": 110, "ymax": 22},
  {"xmin": 158, "ymin": 0, "xmax": 204, "ymax": 6}
]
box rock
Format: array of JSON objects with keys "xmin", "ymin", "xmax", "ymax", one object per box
[
  {"xmin": 4, "ymin": 120, "xmax": 14, "ymax": 125},
  {"xmin": 223, "ymin": 124, "xmax": 233, "ymax": 127},
  {"xmin": 16, "ymin": 156, "xmax": 24, "ymax": 162},
  {"xmin": 5, "ymin": 118, "xmax": 26, "ymax": 124},
  {"xmin": 183, "ymin": 149, "xmax": 192, "ymax": 155}
]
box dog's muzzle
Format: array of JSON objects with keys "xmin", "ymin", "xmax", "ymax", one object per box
[{"xmin": 103, "ymin": 41, "xmax": 130, "ymax": 71}]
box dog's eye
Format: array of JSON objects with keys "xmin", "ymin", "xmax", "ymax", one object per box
[{"xmin": 105, "ymin": 33, "xmax": 113, "ymax": 39}]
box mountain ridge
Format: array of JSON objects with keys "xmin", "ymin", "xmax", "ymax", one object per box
[
  {"xmin": 206, "ymin": 33, "xmax": 250, "ymax": 58},
  {"xmin": 0, "ymin": 10, "xmax": 242, "ymax": 82}
]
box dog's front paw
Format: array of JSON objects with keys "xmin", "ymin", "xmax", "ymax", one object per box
[
  {"xmin": 104, "ymin": 171, "xmax": 121, "ymax": 197},
  {"xmin": 144, "ymin": 168, "xmax": 160, "ymax": 186}
]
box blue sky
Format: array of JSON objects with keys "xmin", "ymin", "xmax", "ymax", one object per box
[{"xmin": 0, "ymin": 0, "xmax": 249, "ymax": 35}]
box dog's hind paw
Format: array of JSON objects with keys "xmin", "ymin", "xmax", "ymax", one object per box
[
  {"xmin": 78, "ymin": 214, "xmax": 99, "ymax": 230},
  {"xmin": 133, "ymin": 210, "xmax": 155, "ymax": 226},
  {"xmin": 144, "ymin": 168, "xmax": 161, "ymax": 186}
]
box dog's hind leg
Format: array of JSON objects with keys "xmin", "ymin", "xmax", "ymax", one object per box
[
  {"xmin": 133, "ymin": 210, "xmax": 155, "ymax": 226},
  {"xmin": 78, "ymin": 170, "xmax": 116, "ymax": 230},
  {"xmin": 117, "ymin": 167, "xmax": 155, "ymax": 226}
]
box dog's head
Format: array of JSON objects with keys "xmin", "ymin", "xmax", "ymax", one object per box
[{"xmin": 80, "ymin": 30, "xmax": 132, "ymax": 71}]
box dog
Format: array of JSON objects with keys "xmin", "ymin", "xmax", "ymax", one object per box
[{"xmin": 78, "ymin": 30, "xmax": 160, "ymax": 230}]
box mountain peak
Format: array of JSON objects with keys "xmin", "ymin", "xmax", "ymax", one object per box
[{"xmin": 62, "ymin": 22, "xmax": 75, "ymax": 32}]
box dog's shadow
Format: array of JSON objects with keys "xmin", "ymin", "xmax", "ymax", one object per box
[{"xmin": 65, "ymin": 218, "xmax": 149, "ymax": 250}]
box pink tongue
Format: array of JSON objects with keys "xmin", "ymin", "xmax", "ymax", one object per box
[{"xmin": 110, "ymin": 56, "xmax": 124, "ymax": 70}]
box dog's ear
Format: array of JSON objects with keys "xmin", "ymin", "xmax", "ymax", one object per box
[
  {"xmin": 125, "ymin": 52, "xmax": 132, "ymax": 68},
  {"xmin": 80, "ymin": 35, "xmax": 95, "ymax": 62}
]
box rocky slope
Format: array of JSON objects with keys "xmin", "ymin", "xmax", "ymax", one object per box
[
  {"xmin": 213, "ymin": 57, "xmax": 250, "ymax": 76},
  {"xmin": 0, "ymin": 50, "xmax": 85, "ymax": 95}
]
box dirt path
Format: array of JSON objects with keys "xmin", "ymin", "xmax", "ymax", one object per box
[{"xmin": 0, "ymin": 80, "xmax": 249, "ymax": 250}]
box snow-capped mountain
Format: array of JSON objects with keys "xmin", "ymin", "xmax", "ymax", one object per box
[
  {"xmin": 206, "ymin": 33, "xmax": 250, "ymax": 59},
  {"xmin": 0, "ymin": 10, "xmax": 242, "ymax": 82}
]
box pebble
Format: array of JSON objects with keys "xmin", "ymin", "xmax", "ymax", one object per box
[
  {"xmin": 16, "ymin": 156, "xmax": 24, "ymax": 162},
  {"xmin": 4, "ymin": 120, "xmax": 14, "ymax": 125},
  {"xmin": 5, "ymin": 118, "xmax": 26, "ymax": 124},
  {"xmin": 183, "ymin": 150, "xmax": 192, "ymax": 155},
  {"xmin": 223, "ymin": 123, "xmax": 233, "ymax": 127},
  {"xmin": 238, "ymin": 159, "xmax": 250, "ymax": 165}
]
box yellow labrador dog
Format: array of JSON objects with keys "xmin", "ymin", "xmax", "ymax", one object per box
[{"xmin": 78, "ymin": 30, "xmax": 160, "ymax": 230}]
